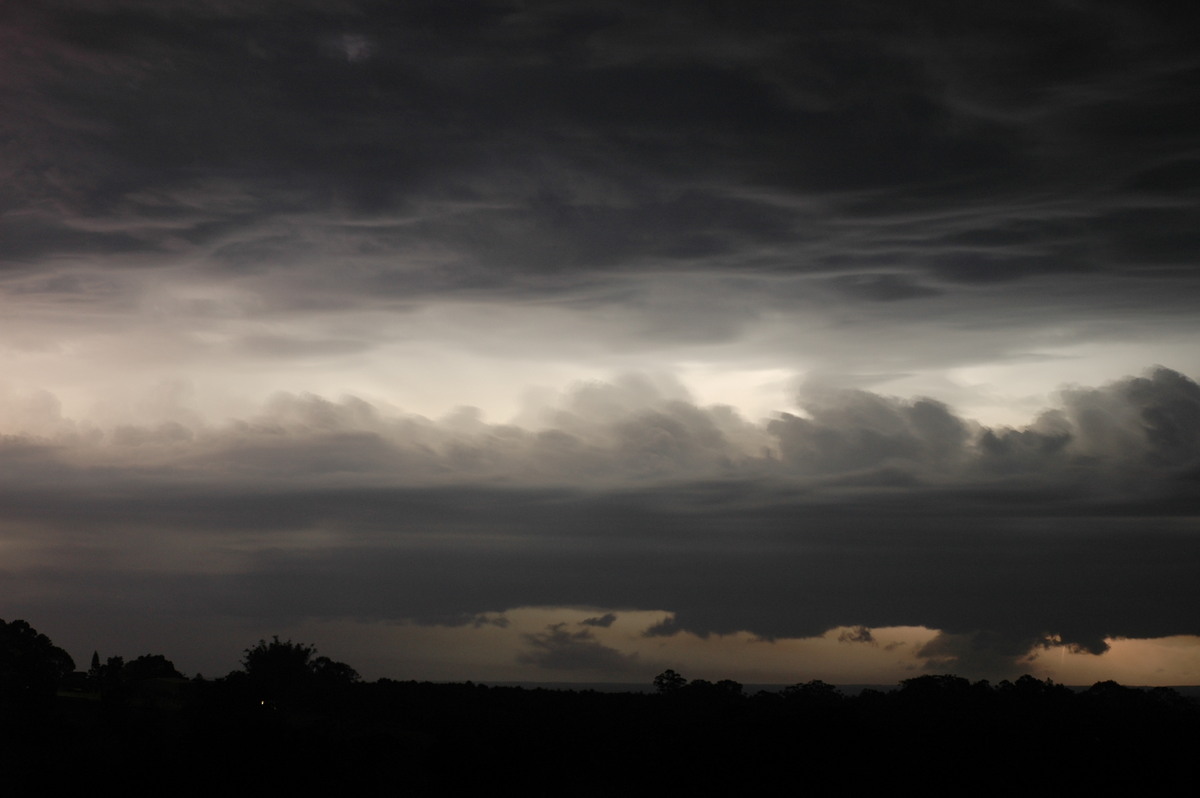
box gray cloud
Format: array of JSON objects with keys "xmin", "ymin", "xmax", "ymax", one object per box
[
  {"xmin": 0, "ymin": 368, "xmax": 1197, "ymax": 677},
  {"xmin": 838, "ymin": 626, "xmax": 875, "ymax": 645},
  {"xmin": 3, "ymin": 2, "xmax": 1196, "ymax": 417},
  {"xmin": 4, "ymin": 1, "xmax": 1196, "ymax": 298},
  {"xmin": 518, "ymin": 623, "xmax": 640, "ymax": 674},
  {"xmin": 0, "ymin": 366, "xmax": 1194, "ymax": 495},
  {"xmin": 3, "ymin": 2, "xmax": 1199, "ymax": 682}
]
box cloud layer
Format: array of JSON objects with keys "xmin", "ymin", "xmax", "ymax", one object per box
[
  {"xmin": 2, "ymin": 2, "xmax": 1199, "ymax": 681},
  {"xmin": 3, "ymin": 2, "xmax": 1198, "ymax": 360},
  {"xmin": 2, "ymin": 368, "xmax": 1197, "ymax": 677}
]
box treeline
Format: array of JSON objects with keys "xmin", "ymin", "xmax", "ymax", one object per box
[{"xmin": 3, "ymin": 618, "xmax": 1199, "ymax": 793}]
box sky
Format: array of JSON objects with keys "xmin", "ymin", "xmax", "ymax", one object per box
[{"xmin": 2, "ymin": 0, "xmax": 1199, "ymax": 685}]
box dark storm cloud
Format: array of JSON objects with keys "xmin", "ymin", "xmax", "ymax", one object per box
[
  {"xmin": 5, "ymin": 0, "xmax": 1198, "ymax": 308},
  {"xmin": 837, "ymin": 626, "xmax": 874, "ymax": 645},
  {"xmin": 4, "ymin": 0, "xmax": 1200, "ymax": 680},
  {"xmin": 518, "ymin": 623, "xmax": 640, "ymax": 673},
  {"xmin": 1, "ymin": 368, "xmax": 1198, "ymax": 677},
  {"xmin": 826, "ymin": 273, "xmax": 943, "ymax": 303}
]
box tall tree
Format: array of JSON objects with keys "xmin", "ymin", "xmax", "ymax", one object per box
[{"xmin": 0, "ymin": 619, "xmax": 75, "ymax": 714}]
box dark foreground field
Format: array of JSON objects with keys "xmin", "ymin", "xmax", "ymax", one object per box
[
  {"xmin": 5, "ymin": 672, "xmax": 1198, "ymax": 794},
  {"xmin": 3, "ymin": 623, "xmax": 1196, "ymax": 793}
]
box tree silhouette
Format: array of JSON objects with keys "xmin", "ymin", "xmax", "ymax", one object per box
[
  {"xmin": 242, "ymin": 637, "xmax": 316, "ymax": 701},
  {"xmin": 653, "ymin": 668, "xmax": 687, "ymax": 694},
  {"xmin": 124, "ymin": 654, "xmax": 183, "ymax": 682},
  {"xmin": 240, "ymin": 636, "xmax": 358, "ymax": 706},
  {"xmin": 0, "ymin": 618, "xmax": 75, "ymax": 715},
  {"xmin": 96, "ymin": 655, "xmax": 126, "ymax": 698},
  {"xmin": 311, "ymin": 655, "xmax": 361, "ymax": 685},
  {"xmin": 781, "ymin": 679, "xmax": 843, "ymax": 706}
]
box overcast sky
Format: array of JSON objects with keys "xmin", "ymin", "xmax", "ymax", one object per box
[{"xmin": 3, "ymin": 0, "xmax": 1199, "ymax": 684}]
